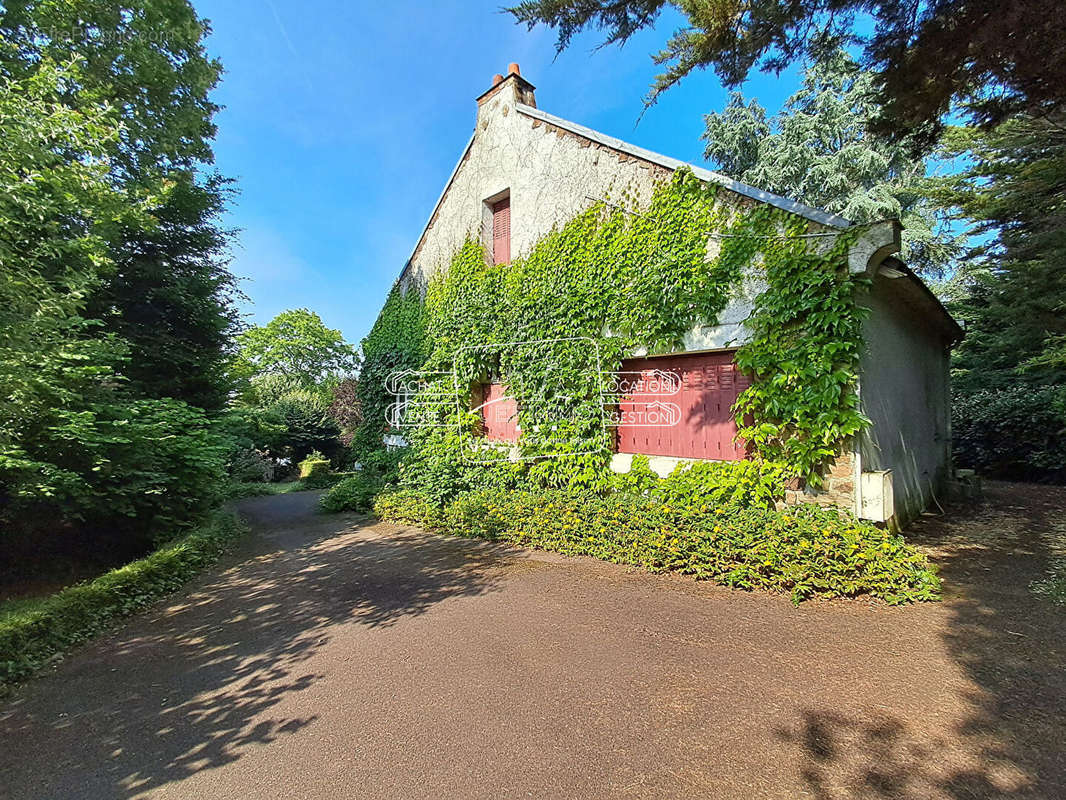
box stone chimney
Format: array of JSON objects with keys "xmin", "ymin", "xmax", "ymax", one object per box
[{"xmin": 476, "ymin": 62, "xmax": 536, "ymax": 110}]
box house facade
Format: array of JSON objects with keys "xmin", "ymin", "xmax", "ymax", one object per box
[{"xmin": 388, "ymin": 64, "xmax": 962, "ymax": 529}]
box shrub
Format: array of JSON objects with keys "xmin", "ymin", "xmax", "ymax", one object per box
[
  {"xmin": 611, "ymin": 456, "xmax": 789, "ymax": 510},
  {"xmin": 2, "ymin": 399, "xmax": 228, "ymax": 542},
  {"xmin": 227, "ymin": 447, "xmax": 274, "ymax": 483},
  {"xmin": 953, "ymin": 385, "xmax": 1066, "ymax": 481},
  {"xmin": 375, "ymin": 487, "xmax": 940, "ymax": 604},
  {"xmin": 268, "ymin": 388, "xmax": 343, "ymax": 464},
  {"xmin": 298, "ymin": 450, "xmax": 332, "ymax": 487},
  {"xmin": 373, "ymin": 489, "xmax": 446, "ymax": 529},
  {"xmin": 0, "ymin": 511, "xmax": 246, "ymax": 689},
  {"xmin": 320, "ymin": 473, "xmax": 382, "ymax": 513},
  {"xmin": 222, "ymin": 480, "xmax": 311, "ymax": 500},
  {"xmin": 214, "ymin": 407, "xmax": 287, "ymax": 455},
  {"xmin": 392, "ymin": 420, "xmax": 523, "ymax": 505}
]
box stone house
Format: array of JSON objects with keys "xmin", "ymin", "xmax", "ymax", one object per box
[{"xmin": 387, "ymin": 64, "xmax": 962, "ymax": 528}]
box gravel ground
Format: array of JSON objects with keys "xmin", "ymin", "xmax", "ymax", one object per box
[{"xmin": 1, "ymin": 483, "xmax": 1063, "ymax": 799}]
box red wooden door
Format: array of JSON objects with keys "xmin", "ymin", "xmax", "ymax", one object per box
[
  {"xmin": 479, "ymin": 382, "xmax": 519, "ymax": 442},
  {"xmin": 615, "ymin": 351, "xmax": 751, "ymax": 460}
]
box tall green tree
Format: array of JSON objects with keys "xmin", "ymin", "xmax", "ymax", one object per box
[
  {"xmin": 0, "ymin": 61, "xmax": 227, "ymax": 536},
  {"xmin": 0, "ymin": 60, "xmax": 130, "ymax": 458},
  {"xmin": 0, "ymin": 2, "xmax": 238, "ymax": 539},
  {"xmin": 931, "ymin": 112, "xmax": 1066, "ymax": 393},
  {"xmin": 235, "ymin": 310, "xmax": 359, "ymax": 391},
  {"xmin": 509, "ymin": 0, "xmax": 1066, "ymax": 149},
  {"xmin": 702, "ymin": 51, "xmax": 959, "ymax": 275},
  {"xmin": 83, "ymin": 173, "xmax": 239, "ymax": 410},
  {"xmin": 0, "ymin": 1, "xmax": 238, "ymax": 410}
]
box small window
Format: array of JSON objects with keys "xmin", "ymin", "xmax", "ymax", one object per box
[{"xmin": 491, "ymin": 196, "xmax": 510, "ymax": 265}]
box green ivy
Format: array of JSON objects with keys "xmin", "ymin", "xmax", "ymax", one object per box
[
  {"xmin": 351, "ymin": 285, "xmax": 427, "ymax": 458},
  {"xmin": 356, "ymin": 170, "xmax": 869, "ymax": 487},
  {"xmin": 733, "ymin": 212, "xmax": 869, "ymax": 486},
  {"xmin": 373, "ymin": 487, "xmax": 941, "ymax": 604}
]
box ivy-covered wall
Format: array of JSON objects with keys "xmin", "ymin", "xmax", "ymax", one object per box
[{"xmin": 356, "ymin": 170, "xmax": 870, "ymax": 491}]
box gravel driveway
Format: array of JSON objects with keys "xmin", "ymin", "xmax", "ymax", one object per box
[{"xmin": 2, "ymin": 485, "xmax": 1063, "ymax": 799}]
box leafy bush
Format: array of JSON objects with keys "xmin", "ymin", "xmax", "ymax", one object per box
[
  {"xmin": 215, "ymin": 407, "xmax": 286, "ymax": 454},
  {"xmin": 655, "ymin": 459, "xmax": 789, "ymax": 509},
  {"xmin": 0, "ymin": 511, "xmax": 246, "ymax": 689},
  {"xmin": 320, "ymin": 473, "xmax": 382, "ymax": 513},
  {"xmin": 610, "ymin": 456, "xmax": 788, "ymax": 510},
  {"xmin": 953, "ymin": 385, "xmax": 1066, "ymax": 481},
  {"xmin": 298, "ymin": 450, "xmax": 332, "ymax": 487},
  {"xmin": 393, "ymin": 419, "xmax": 523, "ymax": 505},
  {"xmin": 373, "ymin": 489, "xmax": 446, "ymax": 529},
  {"xmin": 227, "ymin": 447, "xmax": 274, "ymax": 483},
  {"xmin": 375, "ymin": 487, "xmax": 940, "ymax": 604},
  {"xmin": 268, "ymin": 388, "xmax": 343, "ymax": 464},
  {"xmin": 80, "ymin": 400, "xmax": 229, "ymax": 539},
  {"xmin": 2, "ymin": 398, "xmax": 229, "ymax": 544},
  {"xmin": 222, "ymin": 480, "xmax": 312, "ymax": 500}
]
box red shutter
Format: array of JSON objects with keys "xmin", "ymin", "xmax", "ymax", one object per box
[
  {"xmin": 615, "ymin": 351, "xmax": 752, "ymax": 460},
  {"xmin": 492, "ymin": 197, "xmax": 510, "ymax": 265},
  {"xmin": 479, "ymin": 383, "xmax": 519, "ymax": 442}
]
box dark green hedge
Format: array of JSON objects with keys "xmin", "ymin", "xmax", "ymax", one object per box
[
  {"xmin": 953, "ymin": 385, "xmax": 1066, "ymax": 481},
  {"xmin": 0, "ymin": 511, "xmax": 247, "ymax": 690}
]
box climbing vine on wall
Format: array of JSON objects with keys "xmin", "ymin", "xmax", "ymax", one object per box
[
  {"xmin": 355, "ymin": 169, "xmax": 870, "ymax": 490},
  {"xmin": 350, "ymin": 285, "xmax": 427, "ymax": 458},
  {"xmin": 734, "ymin": 215, "xmax": 868, "ymax": 485}
]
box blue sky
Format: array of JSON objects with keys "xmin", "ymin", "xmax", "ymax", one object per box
[{"xmin": 197, "ymin": 0, "xmax": 805, "ymax": 346}]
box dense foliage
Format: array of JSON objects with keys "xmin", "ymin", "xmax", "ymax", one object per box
[
  {"xmin": 0, "ymin": 2, "xmax": 240, "ymax": 548},
  {"xmin": 0, "ymin": 511, "xmax": 245, "ymax": 689},
  {"xmin": 373, "ymin": 486, "xmax": 940, "ymax": 604},
  {"xmin": 508, "ymin": 0, "xmax": 1066, "ymax": 149},
  {"xmin": 223, "ymin": 309, "xmax": 360, "ymax": 480},
  {"xmin": 933, "ymin": 114, "xmax": 1066, "ymax": 394},
  {"xmin": 951, "ymin": 386, "xmax": 1066, "ymax": 482},
  {"xmin": 298, "ymin": 450, "xmax": 333, "ymax": 487},
  {"xmin": 926, "ymin": 113, "xmax": 1066, "ymax": 481},
  {"xmin": 1, "ymin": 0, "xmax": 239, "ymax": 412},
  {"xmin": 234, "ymin": 309, "xmax": 358, "ymax": 390},
  {"xmin": 703, "ymin": 51, "xmax": 959, "ymax": 276},
  {"xmin": 356, "ymin": 171, "xmax": 868, "ymax": 490},
  {"xmin": 320, "ymin": 473, "xmax": 383, "ymax": 514}
]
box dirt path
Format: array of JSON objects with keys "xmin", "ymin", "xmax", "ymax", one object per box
[{"xmin": 1, "ymin": 484, "xmax": 1064, "ymax": 799}]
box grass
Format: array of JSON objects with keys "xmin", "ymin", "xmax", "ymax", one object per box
[
  {"xmin": 224, "ymin": 472, "xmax": 356, "ymax": 501},
  {"xmin": 1031, "ymin": 567, "xmax": 1066, "ymax": 604},
  {"xmin": 0, "ymin": 510, "xmax": 247, "ymax": 692},
  {"xmin": 1031, "ymin": 519, "xmax": 1066, "ymax": 605},
  {"xmin": 223, "ymin": 480, "xmax": 312, "ymax": 500}
]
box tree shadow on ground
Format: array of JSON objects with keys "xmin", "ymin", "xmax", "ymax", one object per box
[
  {"xmin": 0, "ymin": 491, "xmax": 512, "ymax": 799},
  {"xmin": 779, "ymin": 481, "xmax": 1066, "ymax": 799}
]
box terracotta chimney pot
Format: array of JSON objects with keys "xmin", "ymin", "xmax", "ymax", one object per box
[
  {"xmin": 507, "ymin": 62, "xmax": 520, "ymax": 76},
  {"xmin": 492, "ymin": 73, "xmax": 504, "ymax": 86}
]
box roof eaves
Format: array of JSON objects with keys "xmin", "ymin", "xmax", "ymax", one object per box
[
  {"xmin": 883, "ymin": 256, "xmax": 965, "ymax": 345},
  {"xmin": 515, "ymin": 103, "xmax": 852, "ymax": 230}
]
